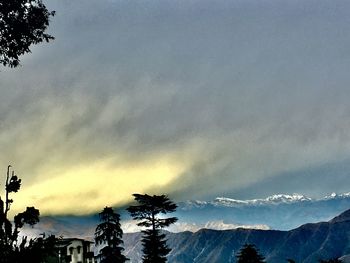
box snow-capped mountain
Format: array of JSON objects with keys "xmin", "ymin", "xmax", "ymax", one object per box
[
  {"xmin": 177, "ymin": 192, "xmax": 350, "ymax": 230},
  {"xmin": 324, "ymin": 192, "xmax": 350, "ymax": 199},
  {"xmin": 23, "ymin": 192, "xmax": 350, "ymax": 240},
  {"xmin": 214, "ymin": 193, "xmax": 312, "ymax": 206},
  {"xmin": 182, "ymin": 193, "xmax": 350, "ymax": 209}
]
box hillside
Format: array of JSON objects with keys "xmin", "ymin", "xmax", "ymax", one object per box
[{"xmin": 123, "ymin": 208, "xmax": 350, "ymax": 263}]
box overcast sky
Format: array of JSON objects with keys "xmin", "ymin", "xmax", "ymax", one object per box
[{"xmin": 2, "ymin": 0, "xmax": 350, "ymax": 215}]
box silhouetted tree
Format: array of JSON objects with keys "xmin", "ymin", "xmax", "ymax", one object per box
[
  {"xmin": 127, "ymin": 194, "xmax": 177, "ymax": 263},
  {"xmin": 0, "ymin": 165, "xmax": 56, "ymax": 263},
  {"xmin": 0, "ymin": 0, "xmax": 55, "ymax": 67},
  {"xmin": 236, "ymin": 243, "xmax": 265, "ymax": 263},
  {"xmin": 95, "ymin": 207, "xmax": 128, "ymax": 263},
  {"xmin": 319, "ymin": 259, "xmax": 342, "ymax": 263}
]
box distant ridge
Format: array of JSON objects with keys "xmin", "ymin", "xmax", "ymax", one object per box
[
  {"xmin": 330, "ymin": 208, "xmax": 350, "ymax": 223},
  {"xmin": 123, "ymin": 208, "xmax": 350, "ymax": 263}
]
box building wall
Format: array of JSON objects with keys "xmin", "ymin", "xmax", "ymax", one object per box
[{"xmin": 64, "ymin": 239, "xmax": 95, "ymax": 263}]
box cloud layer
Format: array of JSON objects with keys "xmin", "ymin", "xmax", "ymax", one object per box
[{"xmin": 1, "ymin": 0, "xmax": 350, "ymax": 215}]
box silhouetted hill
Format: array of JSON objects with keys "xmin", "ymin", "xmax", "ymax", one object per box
[
  {"xmin": 123, "ymin": 209, "xmax": 350, "ymax": 263},
  {"xmin": 330, "ymin": 208, "xmax": 350, "ymax": 223}
]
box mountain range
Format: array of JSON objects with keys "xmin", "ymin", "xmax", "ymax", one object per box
[
  {"xmin": 123, "ymin": 208, "xmax": 350, "ymax": 263},
  {"xmin": 23, "ymin": 192, "xmax": 350, "ymax": 239},
  {"xmin": 20, "ymin": 192, "xmax": 350, "ymax": 262},
  {"xmin": 174, "ymin": 192, "xmax": 350, "ymax": 231}
]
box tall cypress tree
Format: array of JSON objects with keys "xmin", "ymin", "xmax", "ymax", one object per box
[
  {"xmin": 95, "ymin": 207, "xmax": 128, "ymax": 263},
  {"xmin": 127, "ymin": 194, "xmax": 177, "ymax": 263}
]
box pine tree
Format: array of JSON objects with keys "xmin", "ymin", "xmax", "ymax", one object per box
[
  {"xmin": 236, "ymin": 243, "xmax": 265, "ymax": 263},
  {"xmin": 95, "ymin": 207, "xmax": 128, "ymax": 263},
  {"xmin": 127, "ymin": 194, "xmax": 177, "ymax": 263}
]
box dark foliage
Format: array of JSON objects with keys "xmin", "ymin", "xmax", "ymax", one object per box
[
  {"xmin": 140, "ymin": 229, "xmax": 171, "ymax": 263},
  {"xmin": 95, "ymin": 206, "xmax": 128, "ymax": 263},
  {"xmin": 0, "ymin": 165, "xmax": 57, "ymax": 263},
  {"xmin": 236, "ymin": 243, "xmax": 266, "ymax": 263},
  {"xmin": 3, "ymin": 234, "xmax": 57, "ymax": 263},
  {"xmin": 0, "ymin": 0, "xmax": 55, "ymax": 67},
  {"xmin": 127, "ymin": 194, "xmax": 178, "ymax": 229},
  {"xmin": 127, "ymin": 194, "xmax": 177, "ymax": 263},
  {"xmin": 14, "ymin": 206, "xmax": 40, "ymax": 228}
]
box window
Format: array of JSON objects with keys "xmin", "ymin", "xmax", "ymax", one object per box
[
  {"xmin": 77, "ymin": 246, "xmax": 81, "ymax": 254},
  {"xmin": 69, "ymin": 247, "xmax": 73, "ymax": 255}
]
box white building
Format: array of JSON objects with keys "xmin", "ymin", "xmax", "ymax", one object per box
[{"xmin": 57, "ymin": 238, "xmax": 95, "ymax": 263}]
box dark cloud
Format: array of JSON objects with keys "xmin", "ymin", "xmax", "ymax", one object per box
[{"xmin": 1, "ymin": 0, "xmax": 350, "ymax": 214}]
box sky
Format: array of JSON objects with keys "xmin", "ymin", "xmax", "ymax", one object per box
[{"xmin": 1, "ymin": 0, "xmax": 350, "ymax": 215}]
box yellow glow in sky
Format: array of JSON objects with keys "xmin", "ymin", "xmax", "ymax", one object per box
[{"xmin": 12, "ymin": 157, "xmax": 186, "ymax": 216}]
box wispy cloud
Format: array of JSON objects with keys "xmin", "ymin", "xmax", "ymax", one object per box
[{"xmin": 2, "ymin": 0, "xmax": 350, "ymax": 215}]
